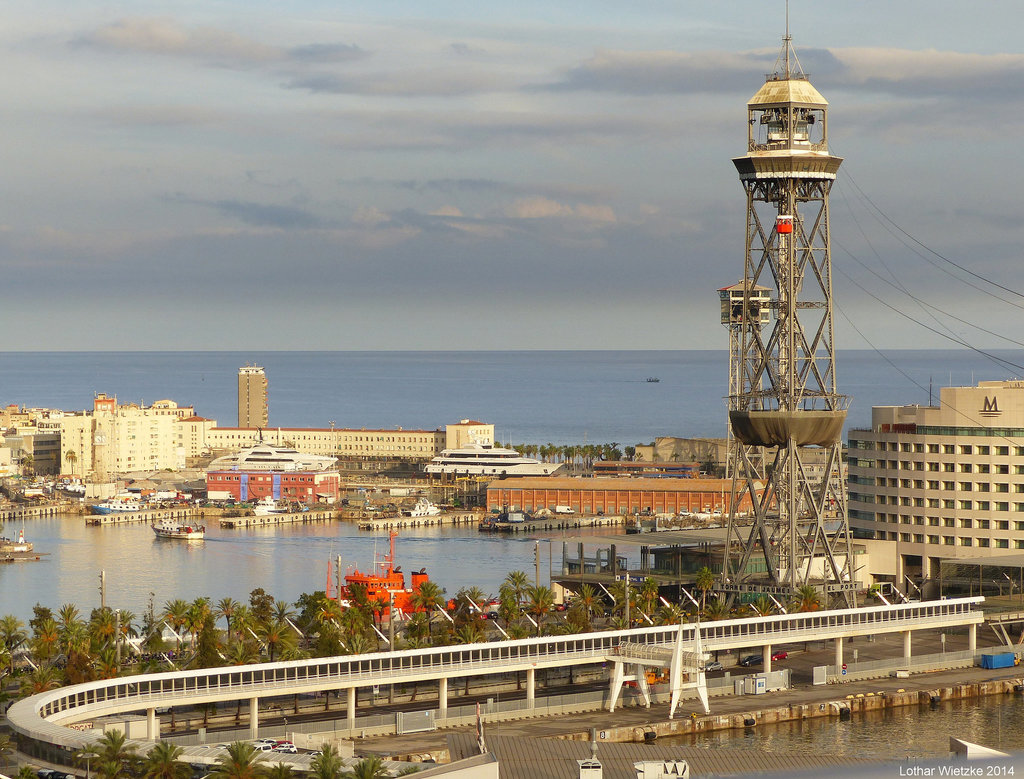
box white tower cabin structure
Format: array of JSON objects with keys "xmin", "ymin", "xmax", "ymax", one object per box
[{"xmin": 722, "ymin": 34, "xmax": 856, "ymax": 607}]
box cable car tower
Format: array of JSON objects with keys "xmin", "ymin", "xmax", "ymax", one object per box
[{"xmin": 721, "ymin": 32, "xmax": 856, "ymax": 607}]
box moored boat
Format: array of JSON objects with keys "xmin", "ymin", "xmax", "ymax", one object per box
[
  {"xmin": 89, "ymin": 497, "xmax": 142, "ymax": 515},
  {"xmin": 253, "ymin": 497, "xmax": 286, "ymax": 515},
  {"xmin": 152, "ymin": 517, "xmax": 205, "ymax": 540},
  {"xmin": 403, "ymin": 498, "xmax": 442, "ymax": 517}
]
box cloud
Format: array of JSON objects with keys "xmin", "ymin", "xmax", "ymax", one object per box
[
  {"xmin": 283, "ymin": 68, "xmax": 506, "ymax": 97},
  {"xmin": 286, "ymin": 42, "xmax": 367, "ymax": 64},
  {"xmin": 505, "ymin": 197, "xmax": 616, "ymax": 224},
  {"xmin": 546, "ymin": 44, "xmax": 1024, "ymax": 104},
  {"xmin": 165, "ymin": 194, "xmax": 324, "ymax": 229},
  {"xmin": 75, "ymin": 17, "xmax": 365, "ymax": 68}
]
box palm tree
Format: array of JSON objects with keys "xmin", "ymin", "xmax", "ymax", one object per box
[
  {"xmin": 18, "ymin": 663, "xmax": 61, "ymax": 700},
  {"xmin": 695, "ymin": 567, "xmax": 716, "ymax": 613},
  {"xmin": 20, "ymin": 453, "xmax": 34, "ymax": 477},
  {"xmin": 142, "ymin": 741, "xmax": 191, "ymax": 779},
  {"xmin": 503, "ymin": 570, "xmax": 529, "ymax": 605},
  {"xmin": 94, "ymin": 729, "xmax": 139, "ymax": 779},
  {"xmin": 0, "ymin": 614, "xmax": 26, "ymax": 674},
  {"xmin": 162, "ymin": 599, "xmax": 190, "ymax": 647},
  {"xmin": 209, "ymin": 742, "xmax": 267, "ymax": 779},
  {"xmin": 410, "ymin": 581, "xmax": 446, "ymax": 639},
  {"xmin": 524, "ymin": 585, "xmax": 555, "ymax": 636},
  {"xmin": 260, "ymin": 620, "xmax": 296, "ymax": 663},
  {"xmin": 309, "ymin": 744, "xmax": 345, "ymax": 779},
  {"xmin": 272, "ymin": 600, "xmax": 296, "ymax": 625},
  {"xmin": 703, "ymin": 597, "xmax": 729, "ymax": 621},
  {"xmin": 793, "ymin": 585, "xmax": 823, "ymax": 612},
  {"xmin": 31, "ymin": 616, "xmax": 59, "ymax": 663},
  {"xmin": 341, "ymin": 756, "xmax": 389, "ymax": 779},
  {"xmin": 265, "ymin": 765, "xmax": 293, "ymax": 779},
  {"xmin": 95, "ymin": 646, "xmax": 121, "ymax": 680},
  {"xmin": 216, "ymin": 598, "xmax": 240, "ymax": 634},
  {"xmin": 638, "ymin": 578, "xmax": 660, "ymax": 619}
]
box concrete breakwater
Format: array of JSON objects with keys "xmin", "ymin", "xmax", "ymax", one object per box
[
  {"xmin": 219, "ymin": 510, "xmax": 335, "ymax": 529},
  {"xmin": 558, "ymin": 678, "xmax": 1024, "ymax": 744}
]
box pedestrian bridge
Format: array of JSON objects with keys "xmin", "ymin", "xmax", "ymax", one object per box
[{"xmin": 8, "ymin": 597, "xmax": 984, "ymax": 756}]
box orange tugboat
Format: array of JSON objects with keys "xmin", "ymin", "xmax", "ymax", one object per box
[{"xmin": 328, "ymin": 531, "xmax": 432, "ymax": 617}]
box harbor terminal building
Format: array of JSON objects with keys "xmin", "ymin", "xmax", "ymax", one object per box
[{"xmin": 848, "ymin": 381, "xmax": 1024, "ymax": 587}]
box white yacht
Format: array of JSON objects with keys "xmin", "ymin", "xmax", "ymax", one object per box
[
  {"xmin": 208, "ymin": 443, "xmax": 336, "ymax": 472},
  {"xmin": 425, "ymin": 442, "xmax": 563, "ymax": 478}
]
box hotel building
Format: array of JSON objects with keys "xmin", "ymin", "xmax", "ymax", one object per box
[
  {"xmin": 848, "ymin": 381, "xmax": 1024, "ymax": 581},
  {"xmin": 238, "ymin": 365, "xmax": 268, "ymax": 429}
]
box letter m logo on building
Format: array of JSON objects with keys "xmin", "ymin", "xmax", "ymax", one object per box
[{"xmin": 980, "ymin": 396, "xmax": 1001, "ymax": 417}]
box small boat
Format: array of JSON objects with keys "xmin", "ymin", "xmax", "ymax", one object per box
[
  {"xmin": 646, "ymin": 377, "xmax": 661, "ymax": 383},
  {"xmin": 403, "ymin": 498, "xmax": 442, "ymax": 517},
  {"xmin": 152, "ymin": 518, "xmax": 205, "ymax": 540},
  {"xmin": 89, "ymin": 497, "xmax": 142, "ymax": 515},
  {"xmin": 252, "ymin": 497, "xmax": 286, "ymax": 515}
]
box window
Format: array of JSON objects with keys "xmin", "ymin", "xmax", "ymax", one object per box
[
  {"xmin": 996, "ymin": 465, "xmax": 1009, "ymax": 474},
  {"xmin": 996, "ymin": 483, "xmax": 1009, "ymax": 492},
  {"xmin": 997, "ymin": 502, "xmax": 1009, "ymax": 512},
  {"xmin": 959, "ymin": 518, "xmax": 973, "ymax": 528},
  {"xmin": 928, "ymin": 444, "xmax": 940, "ymax": 454},
  {"xmin": 959, "ymin": 500, "xmax": 973, "ymax": 510},
  {"xmin": 979, "ymin": 538, "xmax": 990, "ymax": 548},
  {"xmin": 960, "ymin": 445, "xmax": 973, "ymax": 455},
  {"xmin": 977, "ymin": 445, "xmax": 990, "ymax": 455},
  {"xmin": 997, "ymin": 520, "xmax": 1009, "ymax": 530},
  {"xmin": 977, "ymin": 464, "xmax": 990, "ymax": 474},
  {"xmin": 961, "ymin": 537, "xmax": 973, "ymax": 546},
  {"xmin": 997, "ymin": 539, "xmax": 1009, "ymax": 548},
  {"xmin": 944, "ymin": 536, "xmax": 956, "ymax": 545},
  {"xmin": 977, "ymin": 501, "xmax": 991, "ymax": 511},
  {"xmin": 944, "ymin": 463, "xmax": 955, "ymax": 472},
  {"xmin": 927, "ymin": 463, "xmax": 939, "ymax": 471},
  {"xmin": 959, "ymin": 482, "xmax": 973, "ymax": 491},
  {"xmin": 978, "ymin": 520, "xmax": 990, "ymax": 529},
  {"xmin": 927, "ymin": 481, "xmax": 939, "ymax": 490},
  {"xmin": 996, "ymin": 446, "xmax": 1009, "ymax": 456},
  {"xmin": 928, "ymin": 535, "xmax": 939, "ymax": 544},
  {"xmin": 914, "ymin": 534, "xmax": 924, "ymax": 543},
  {"xmin": 944, "ymin": 518, "xmax": 956, "ymax": 527},
  {"xmin": 960, "ymin": 464, "xmax": 973, "ymax": 473},
  {"xmin": 943, "ymin": 481, "xmax": 955, "ymax": 491},
  {"xmin": 944, "ymin": 445, "xmax": 956, "ymax": 454}
]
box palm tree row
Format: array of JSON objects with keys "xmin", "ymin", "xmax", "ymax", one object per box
[
  {"xmin": 1, "ymin": 570, "xmax": 826, "ymax": 701},
  {"xmin": 512, "ymin": 442, "xmax": 633, "ymax": 466}
]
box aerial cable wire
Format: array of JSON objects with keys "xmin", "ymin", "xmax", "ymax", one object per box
[
  {"xmin": 833, "ymin": 265, "xmax": 1024, "ymax": 376},
  {"xmin": 839, "ymin": 170, "xmax": 1024, "ymax": 306}
]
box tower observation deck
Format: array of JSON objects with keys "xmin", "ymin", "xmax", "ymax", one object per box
[{"xmin": 722, "ymin": 35, "xmax": 856, "ymax": 606}]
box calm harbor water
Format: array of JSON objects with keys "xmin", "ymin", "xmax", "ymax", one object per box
[
  {"xmin": 675, "ymin": 695, "xmax": 1024, "ymax": 762},
  {"xmin": 0, "ymin": 515, "xmax": 585, "ymax": 623}
]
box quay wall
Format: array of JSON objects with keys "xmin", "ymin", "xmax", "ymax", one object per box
[
  {"xmin": 84, "ymin": 507, "xmax": 198, "ymax": 526},
  {"xmin": 220, "ymin": 510, "xmax": 335, "ymax": 529}
]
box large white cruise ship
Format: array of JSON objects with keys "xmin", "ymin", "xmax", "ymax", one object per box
[
  {"xmin": 208, "ymin": 443, "xmax": 336, "ymax": 472},
  {"xmin": 424, "ymin": 442, "xmax": 563, "ymax": 478}
]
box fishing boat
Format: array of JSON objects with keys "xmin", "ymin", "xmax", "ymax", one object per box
[
  {"xmin": 328, "ymin": 531, "xmax": 433, "ymax": 617},
  {"xmin": 152, "ymin": 517, "xmax": 205, "ymax": 540}
]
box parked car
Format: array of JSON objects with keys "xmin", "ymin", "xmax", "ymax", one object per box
[
  {"xmin": 739, "ymin": 654, "xmax": 762, "ymax": 667},
  {"xmin": 704, "ymin": 660, "xmax": 724, "ymax": 672},
  {"xmin": 771, "ymin": 650, "xmax": 788, "ymax": 661},
  {"xmin": 272, "ymin": 745, "xmax": 298, "ymax": 754}
]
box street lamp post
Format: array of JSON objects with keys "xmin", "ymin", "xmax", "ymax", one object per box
[{"xmin": 77, "ymin": 751, "xmax": 98, "ymax": 779}]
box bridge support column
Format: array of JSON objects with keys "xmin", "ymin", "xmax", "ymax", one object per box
[
  {"xmin": 439, "ymin": 677, "xmax": 448, "ymax": 720},
  {"xmin": 969, "ymin": 623, "xmax": 977, "ymax": 652},
  {"xmin": 347, "ymin": 688, "xmax": 356, "ymax": 731},
  {"xmin": 526, "ymin": 668, "xmax": 536, "ymax": 709},
  {"xmin": 903, "ymin": 630, "xmax": 912, "ymax": 659},
  {"xmin": 248, "ymin": 697, "xmax": 259, "ymax": 738},
  {"xmin": 763, "ymin": 645, "xmax": 772, "ymax": 674},
  {"xmin": 146, "ymin": 707, "xmax": 158, "ymax": 740},
  {"xmin": 834, "ymin": 636, "xmax": 843, "ymax": 669}
]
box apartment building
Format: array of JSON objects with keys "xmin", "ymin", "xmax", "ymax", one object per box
[{"xmin": 848, "ymin": 380, "xmax": 1024, "ymax": 581}]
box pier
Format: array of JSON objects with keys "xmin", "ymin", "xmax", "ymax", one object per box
[
  {"xmin": 479, "ymin": 515, "xmax": 626, "ymax": 534},
  {"xmin": 0, "ymin": 502, "xmax": 71, "ymax": 521},
  {"xmin": 219, "ymin": 509, "xmax": 335, "ymax": 529},
  {"xmin": 85, "ymin": 507, "xmax": 198, "ymax": 526}
]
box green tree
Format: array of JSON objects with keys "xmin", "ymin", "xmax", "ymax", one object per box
[
  {"xmin": 309, "ymin": 744, "xmax": 345, "ymax": 779},
  {"xmin": 341, "ymin": 756, "xmax": 389, "ymax": 779},
  {"xmin": 502, "ymin": 571, "xmax": 529, "ymax": 605},
  {"xmin": 95, "ymin": 729, "xmax": 139, "ymax": 779},
  {"xmin": 216, "ymin": 598, "xmax": 240, "ymax": 634},
  {"xmin": 0, "ymin": 614, "xmax": 26, "ymax": 674},
  {"xmin": 249, "ymin": 588, "xmax": 275, "ymax": 628},
  {"xmin": 793, "ymin": 585, "xmax": 823, "ymax": 613},
  {"xmin": 266, "ymin": 765, "xmax": 293, "ymax": 779},
  {"xmin": 695, "ymin": 567, "xmax": 716, "ymax": 613},
  {"xmin": 410, "ymin": 581, "xmax": 446, "ymax": 640},
  {"xmin": 524, "ymin": 585, "xmax": 555, "ymax": 636},
  {"xmin": 209, "ymin": 742, "xmax": 267, "ymax": 779},
  {"xmin": 142, "ymin": 741, "xmax": 192, "ymax": 779}
]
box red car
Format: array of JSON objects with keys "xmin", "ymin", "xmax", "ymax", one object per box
[{"xmin": 771, "ymin": 650, "xmax": 788, "ymax": 661}]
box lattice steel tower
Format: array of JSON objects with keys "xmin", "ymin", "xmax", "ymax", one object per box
[{"xmin": 721, "ymin": 35, "xmax": 856, "ymax": 607}]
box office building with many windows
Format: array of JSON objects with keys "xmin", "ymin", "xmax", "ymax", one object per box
[{"xmin": 848, "ymin": 381, "xmax": 1024, "ymax": 583}]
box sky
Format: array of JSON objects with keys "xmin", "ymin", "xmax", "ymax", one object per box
[{"xmin": 2, "ymin": 1, "xmax": 1024, "ymax": 351}]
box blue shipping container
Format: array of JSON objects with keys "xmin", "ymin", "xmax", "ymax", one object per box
[{"xmin": 980, "ymin": 653, "xmax": 1016, "ymax": 669}]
